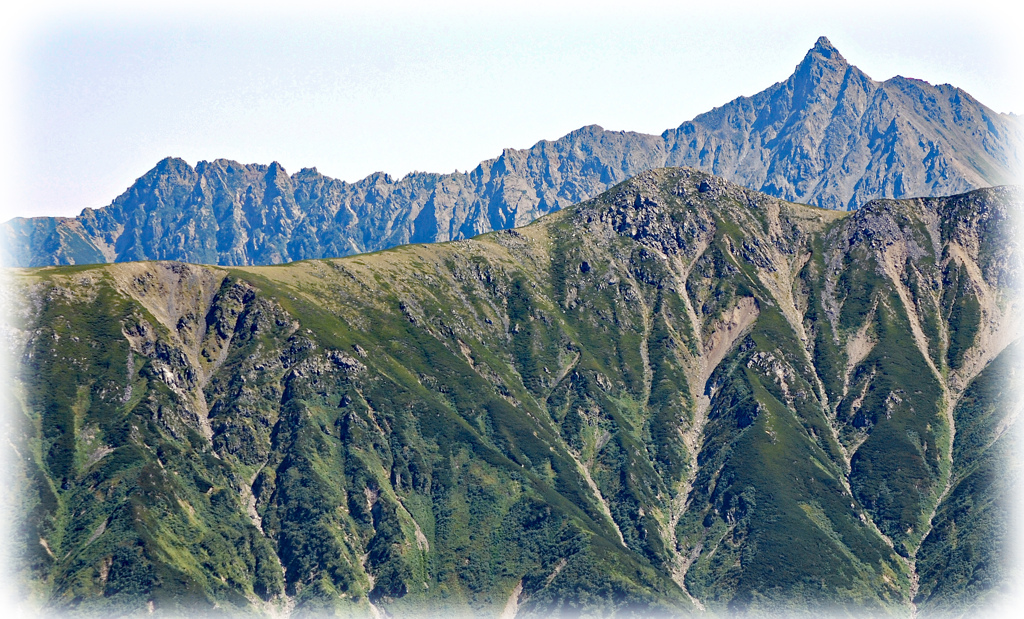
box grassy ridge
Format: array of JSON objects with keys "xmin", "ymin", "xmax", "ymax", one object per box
[{"xmin": 6, "ymin": 169, "xmax": 1020, "ymax": 617}]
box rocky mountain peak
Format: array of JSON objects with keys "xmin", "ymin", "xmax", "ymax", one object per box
[
  {"xmin": 266, "ymin": 161, "xmax": 288, "ymax": 178},
  {"xmin": 810, "ymin": 36, "xmax": 843, "ymax": 60},
  {"xmin": 3, "ymin": 37, "xmax": 1018, "ymax": 268},
  {"xmin": 150, "ymin": 156, "xmax": 195, "ymax": 180},
  {"xmin": 801, "ymin": 36, "xmax": 848, "ymax": 70},
  {"xmin": 793, "ymin": 35, "xmax": 851, "ymax": 82}
]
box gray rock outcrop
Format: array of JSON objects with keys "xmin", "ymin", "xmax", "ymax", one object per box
[{"xmin": 3, "ymin": 37, "xmax": 1019, "ymax": 267}]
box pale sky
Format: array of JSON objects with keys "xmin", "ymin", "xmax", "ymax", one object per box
[{"xmin": 1, "ymin": 0, "xmax": 1021, "ymax": 222}]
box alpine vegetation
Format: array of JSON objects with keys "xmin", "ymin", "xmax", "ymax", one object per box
[{"xmin": 5, "ymin": 168, "xmax": 1022, "ymax": 617}]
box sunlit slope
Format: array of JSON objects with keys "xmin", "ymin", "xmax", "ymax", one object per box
[
  {"xmin": 7, "ymin": 168, "xmax": 1022, "ymax": 617},
  {"xmin": 4, "ymin": 38, "xmax": 1021, "ymax": 269}
]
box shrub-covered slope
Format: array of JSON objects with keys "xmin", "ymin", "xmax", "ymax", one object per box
[{"xmin": 5, "ymin": 168, "xmax": 1022, "ymax": 617}]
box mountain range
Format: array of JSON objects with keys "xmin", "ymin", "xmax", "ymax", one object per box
[
  {"xmin": 6, "ymin": 168, "xmax": 1021, "ymax": 616},
  {"xmin": 2, "ymin": 37, "xmax": 1020, "ymax": 268}
]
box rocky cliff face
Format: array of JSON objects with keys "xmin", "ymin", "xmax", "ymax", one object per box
[
  {"xmin": 662, "ymin": 37, "xmax": 1020, "ymax": 209},
  {"xmin": 3, "ymin": 38, "xmax": 1019, "ymax": 268},
  {"xmin": 6, "ymin": 168, "xmax": 1022, "ymax": 616}
]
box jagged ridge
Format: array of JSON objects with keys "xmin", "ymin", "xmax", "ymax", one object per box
[{"xmin": 2, "ymin": 37, "xmax": 1020, "ymax": 268}]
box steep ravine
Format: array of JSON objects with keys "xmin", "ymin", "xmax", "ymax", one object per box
[{"xmin": 5, "ymin": 168, "xmax": 1021, "ymax": 617}]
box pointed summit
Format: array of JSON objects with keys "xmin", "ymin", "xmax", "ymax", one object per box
[
  {"xmin": 788, "ymin": 35, "xmax": 851, "ymax": 96},
  {"xmin": 4, "ymin": 34, "xmax": 1019, "ymax": 267},
  {"xmin": 801, "ymin": 35, "xmax": 848, "ymax": 67},
  {"xmin": 813, "ymin": 36, "xmax": 839, "ymax": 55}
]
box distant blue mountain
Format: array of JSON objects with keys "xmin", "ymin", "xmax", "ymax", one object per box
[{"xmin": 3, "ymin": 37, "xmax": 1019, "ymax": 267}]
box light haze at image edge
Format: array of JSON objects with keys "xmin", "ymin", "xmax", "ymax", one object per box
[{"xmin": 0, "ymin": 3, "xmax": 1023, "ymax": 614}]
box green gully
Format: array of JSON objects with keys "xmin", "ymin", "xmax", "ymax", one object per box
[{"xmin": 4, "ymin": 167, "xmax": 1022, "ymax": 617}]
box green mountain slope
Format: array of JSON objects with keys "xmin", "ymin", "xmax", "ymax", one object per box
[{"xmin": 4, "ymin": 168, "xmax": 1021, "ymax": 617}]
